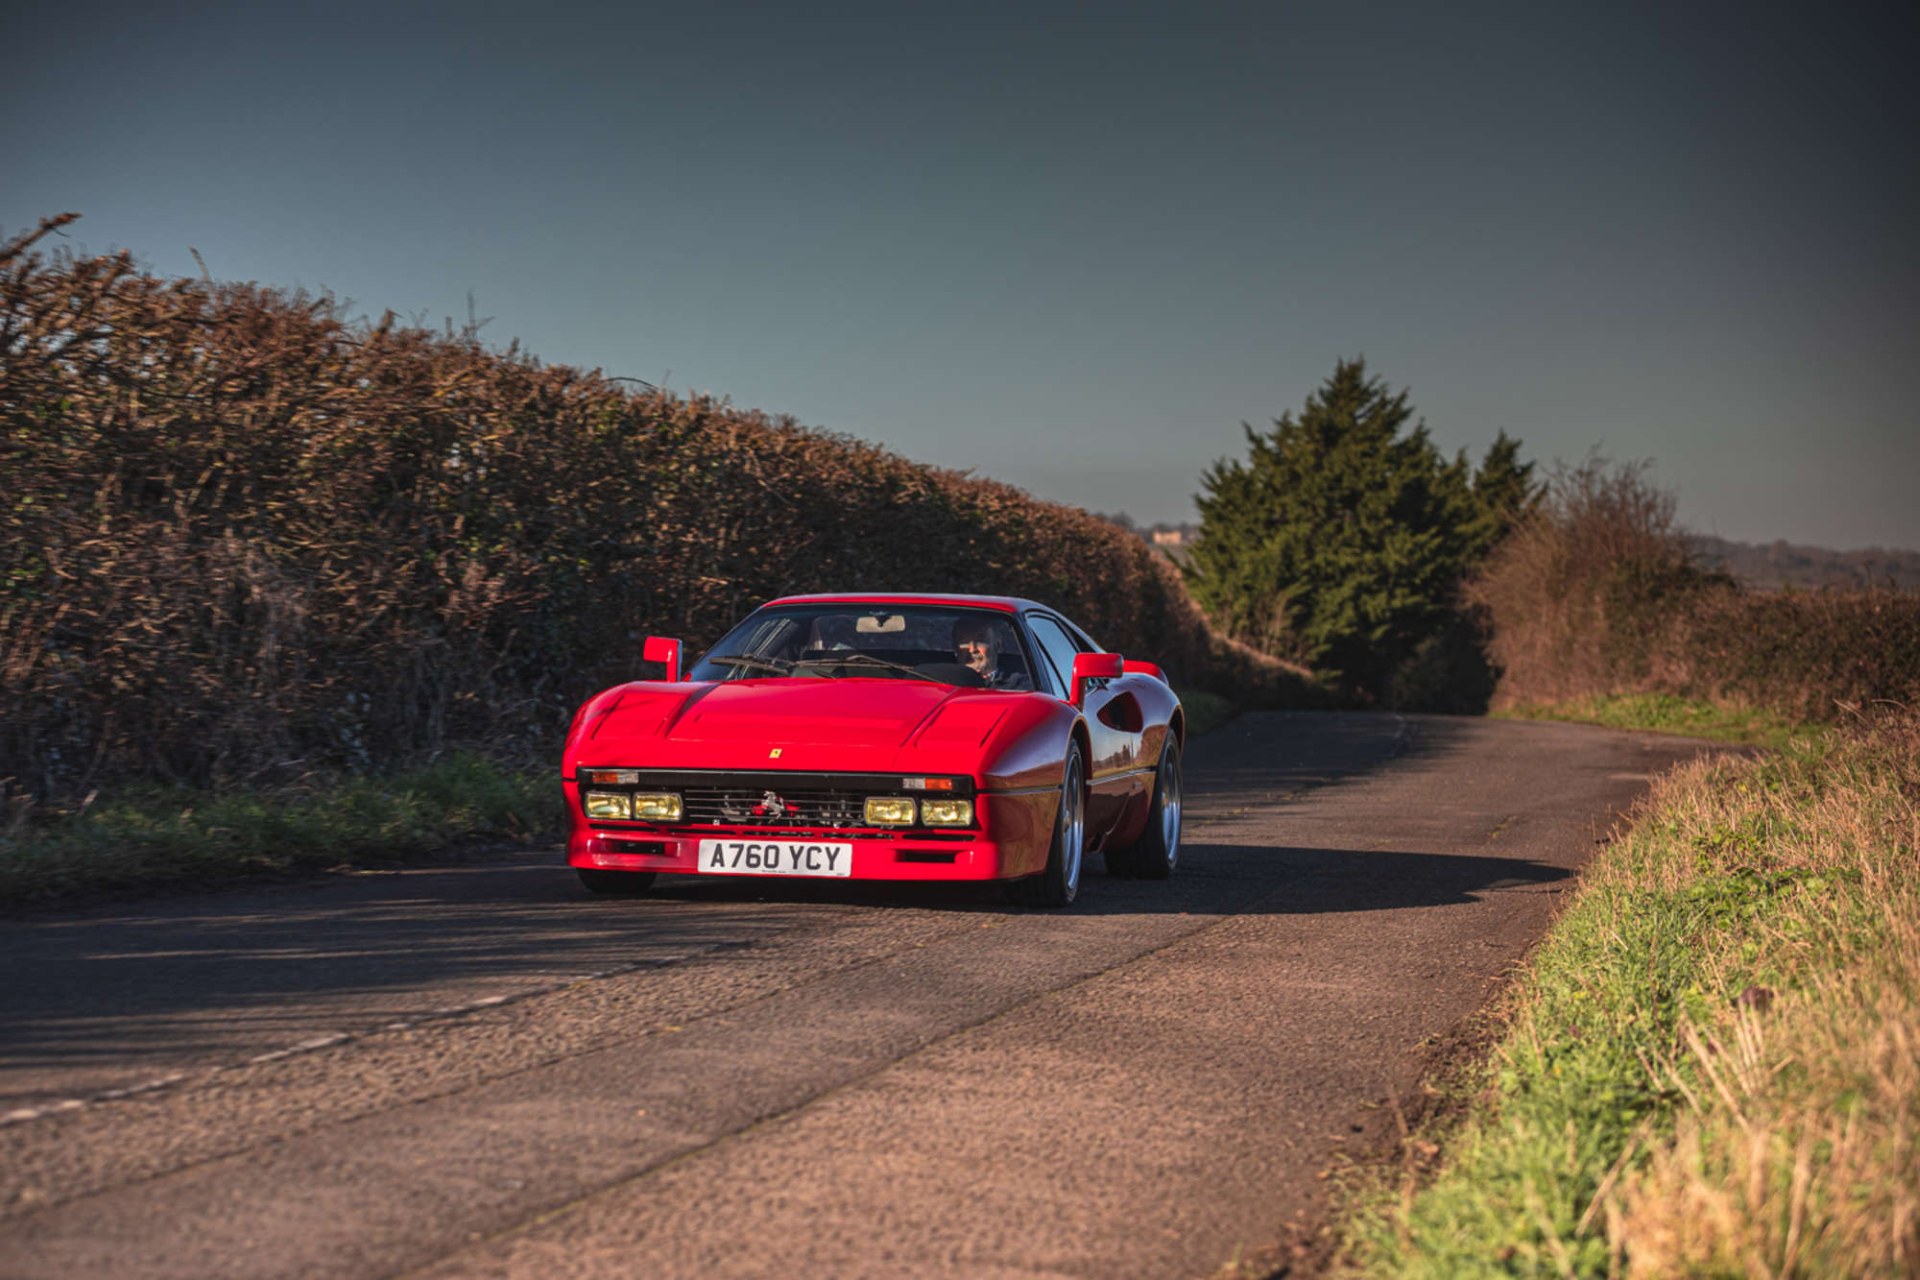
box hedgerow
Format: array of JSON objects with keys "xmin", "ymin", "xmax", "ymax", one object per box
[
  {"xmin": 1466, "ymin": 459, "xmax": 1920, "ymax": 722},
  {"xmin": 2, "ymin": 214, "xmax": 1317, "ymax": 806}
]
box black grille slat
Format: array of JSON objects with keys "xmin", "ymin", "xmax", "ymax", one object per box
[
  {"xmin": 577, "ymin": 770, "xmax": 977, "ymax": 832},
  {"xmin": 681, "ymin": 786, "xmax": 869, "ymax": 829},
  {"xmin": 576, "ymin": 768, "xmax": 973, "ymax": 797}
]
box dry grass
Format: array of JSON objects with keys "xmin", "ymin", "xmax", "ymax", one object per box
[
  {"xmin": 1603, "ymin": 710, "xmax": 1920, "ymax": 1276},
  {"xmin": 1345, "ymin": 707, "xmax": 1920, "ymax": 1277}
]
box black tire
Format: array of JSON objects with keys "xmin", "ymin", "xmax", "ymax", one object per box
[
  {"xmin": 577, "ymin": 868, "xmax": 658, "ymax": 896},
  {"xmin": 1119, "ymin": 736, "xmax": 1182, "ymax": 880},
  {"xmin": 1015, "ymin": 742, "xmax": 1086, "ymax": 908}
]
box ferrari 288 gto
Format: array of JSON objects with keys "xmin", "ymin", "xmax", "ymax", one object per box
[{"xmin": 562, "ymin": 594, "xmax": 1184, "ymax": 907}]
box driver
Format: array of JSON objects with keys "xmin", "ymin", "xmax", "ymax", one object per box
[{"xmin": 953, "ymin": 617, "xmax": 1032, "ymax": 690}]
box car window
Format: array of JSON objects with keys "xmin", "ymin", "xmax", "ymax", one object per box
[
  {"xmin": 1025, "ymin": 615, "xmax": 1084, "ymax": 696},
  {"xmin": 1020, "ymin": 624, "xmax": 1066, "ymax": 697},
  {"xmin": 1064, "ymin": 619, "xmax": 1103, "ymax": 652},
  {"xmin": 685, "ymin": 605, "xmax": 1036, "ymax": 688}
]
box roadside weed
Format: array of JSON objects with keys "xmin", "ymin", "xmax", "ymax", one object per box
[
  {"xmin": 0, "ymin": 755, "xmax": 562, "ymax": 904},
  {"xmin": 1496, "ymin": 693, "xmax": 1811, "ymax": 749},
  {"xmin": 1344, "ymin": 711, "xmax": 1917, "ymax": 1277}
]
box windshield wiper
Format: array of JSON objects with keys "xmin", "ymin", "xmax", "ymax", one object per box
[
  {"xmin": 804, "ymin": 653, "xmax": 942, "ymax": 682},
  {"xmin": 706, "ymin": 654, "xmax": 794, "ymax": 675}
]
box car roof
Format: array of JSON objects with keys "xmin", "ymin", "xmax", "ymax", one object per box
[{"xmin": 762, "ymin": 592, "xmax": 1037, "ymax": 614}]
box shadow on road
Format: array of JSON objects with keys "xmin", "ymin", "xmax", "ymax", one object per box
[
  {"xmin": 0, "ymin": 840, "xmax": 1569, "ymax": 1076},
  {"xmin": 643, "ymin": 838, "xmax": 1570, "ymax": 918},
  {"xmin": 0, "ymin": 712, "xmax": 1528, "ymax": 1078},
  {"xmin": 1185, "ymin": 709, "xmax": 1470, "ymax": 806},
  {"xmin": 1088, "ymin": 841, "xmax": 1571, "ymax": 913},
  {"xmin": 0, "ymin": 864, "xmax": 842, "ymax": 1072}
]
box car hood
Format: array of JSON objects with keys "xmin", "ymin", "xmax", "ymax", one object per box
[
  {"xmin": 587, "ymin": 679, "xmax": 1015, "ymax": 762},
  {"xmin": 669, "ymin": 679, "xmax": 960, "ymax": 747}
]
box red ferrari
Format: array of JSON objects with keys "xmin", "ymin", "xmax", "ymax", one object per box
[{"xmin": 563, "ymin": 594, "xmax": 1185, "ymax": 906}]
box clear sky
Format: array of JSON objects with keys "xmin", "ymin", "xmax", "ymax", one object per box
[{"xmin": 7, "ymin": 1, "xmax": 1917, "ymax": 549}]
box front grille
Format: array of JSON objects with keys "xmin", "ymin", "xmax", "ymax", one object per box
[
  {"xmin": 576, "ymin": 769, "xmax": 979, "ymax": 833},
  {"xmin": 681, "ymin": 786, "xmax": 868, "ymax": 829},
  {"xmin": 587, "ymin": 820, "xmax": 971, "ymax": 842}
]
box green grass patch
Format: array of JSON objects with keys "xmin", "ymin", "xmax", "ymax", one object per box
[
  {"xmin": 1496, "ymin": 692, "xmax": 1814, "ymax": 749},
  {"xmin": 0, "ymin": 755, "xmax": 563, "ymax": 905},
  {"xmin": 2, "ymin": 695, "xmax": 1237, "ymax": 906},
  {"xmin": 1341, "ymin": 711, "xmax": 1919, "ymax": 1276},
  {"xmin": 1178, "ymin": 688, "xmax": 1240, "ymax": 738}
]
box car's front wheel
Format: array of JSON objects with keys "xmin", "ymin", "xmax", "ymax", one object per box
[
  {"xmin": 577, "ymin": 868, "xmax": 658, "ymax": 896},
  {"xmin": 1016, "ymin": 742, "xmax": 1085, "ymax": 908}
]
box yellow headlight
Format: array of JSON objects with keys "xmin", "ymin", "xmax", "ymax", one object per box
[
  {"xmin": 632, "ymin": 793, "xmax": 684, "ymax": 821},
  {"xmin": 584, "ymin": 791, "xmax": 632, "ymax": 820},
  {"xmin": 919, "ymin": 798, "xmax": 974, "ymax": 827},
  {"xmin": 864, "ymin": 796, "xmax": 917, "ymax": 826}
]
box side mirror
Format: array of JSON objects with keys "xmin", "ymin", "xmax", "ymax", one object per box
[
  {"xmin": 1069, "ymin": 651, "xmax": 1124, "ymax": 706},
  {"xmin": 642, "ymin": 635, "xmax": 683, "ymax": 682}
]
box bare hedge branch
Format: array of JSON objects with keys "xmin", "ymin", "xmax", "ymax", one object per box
[{"xmin": 1467, "ymin": 458, "xmax": 1920, "ymax": 719}]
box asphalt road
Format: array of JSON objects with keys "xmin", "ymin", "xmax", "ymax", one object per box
[{"xmin": 0, "ymin": 713, "xmax": 1716, "ymax": 1279}]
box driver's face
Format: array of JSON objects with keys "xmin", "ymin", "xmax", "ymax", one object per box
[{"xmin": 956, "ymin": 633, "xmax": 992, "ymax": 673}]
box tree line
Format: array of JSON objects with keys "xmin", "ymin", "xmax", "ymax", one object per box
[{"xmin": 1187, "ymin": 357, "xmax": 1920, "ymax": 719}]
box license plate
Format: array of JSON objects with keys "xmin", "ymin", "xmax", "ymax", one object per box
[{"xmin": 697, "ymin": 839, "xmax": 854, "ymax": 878}]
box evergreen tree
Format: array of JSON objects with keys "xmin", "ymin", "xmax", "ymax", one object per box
[
  {"xmin": 1463, "ymin": 430, "xmax": 1539, "ymax": 560},
  {"xmin": 1187, "ymin": 359, "xmax": 1530, "ymax": 699}
]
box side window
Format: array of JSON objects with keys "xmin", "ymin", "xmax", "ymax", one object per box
[
  {"xmin": 1025, "ymin": 616, "xmax": 1084, "ymax": 698},
  {"xmin": 1064, "ymin": 620, "xmax": 1103, "ymax": 653}
]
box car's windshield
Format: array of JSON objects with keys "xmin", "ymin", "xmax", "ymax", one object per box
[{"xmin": 687, "ymin": 605, "xmax": 1036, "ymax": 690}]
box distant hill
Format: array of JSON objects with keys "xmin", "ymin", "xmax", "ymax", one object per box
[
  {"xmin": 1687, "ymin": 535, "xmax": 1920, "ymax": 590},
  {"xmin": 1095, "ymin": 512, "xmax": 1920, "ymax": 592}
]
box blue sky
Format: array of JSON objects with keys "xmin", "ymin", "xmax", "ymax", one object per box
[{"xmin": 7, "ymin": 1, "xmax": 1917, "ymax": 547}]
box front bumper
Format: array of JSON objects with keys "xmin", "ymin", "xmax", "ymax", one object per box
[
  {"xmin": 565, "ymin": 789, "xmax": 1055, "ymax": 882},
  {"xmin": 568, "ymin": 826, "xmax": 1014, "ymax": 881}
]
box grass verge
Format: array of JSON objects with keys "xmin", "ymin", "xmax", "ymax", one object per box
[
  {"xmin": 1495, "ymin": 692, "xmax": 1813, "ymax": 749},
  {"xmin": 0, "ymin": 755, "xmax": 562, "ymax": 906},
  {"xmin": 1340, "ymin": 708, "xmax": 1918, "ymax": 1276},
  {"xmin": 1180, "ymin": 688, "xmax": 1241, "ymax": 739},
  {"xmin": 4, "ymin": 693, "xmax": 1232, "ymax": 906}
]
